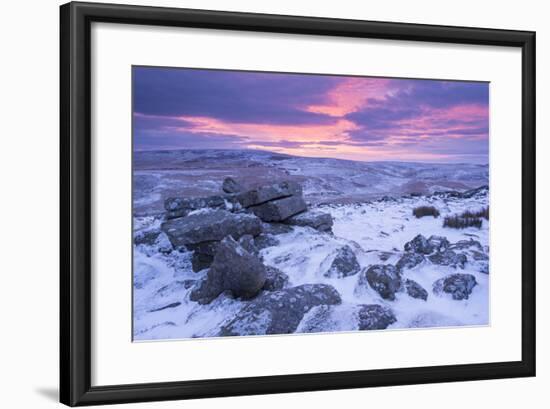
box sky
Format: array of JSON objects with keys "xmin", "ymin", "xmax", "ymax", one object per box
[{"xmin": 133, "ymin": 66, "xmax": 489, "ymax": 163}]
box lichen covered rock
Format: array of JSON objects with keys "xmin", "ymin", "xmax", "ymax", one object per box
[
  {"xmin": 218, "ymin": 284, "xmax": 341, "ymax": 336},
  {"xmin": 433, "ymin": 273, "xmax": 477, "ymax": 300}
]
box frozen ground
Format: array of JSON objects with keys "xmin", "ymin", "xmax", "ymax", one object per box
[{"xmin": 133, "ymin": 150, "xmax": 489, "ymax": 341}]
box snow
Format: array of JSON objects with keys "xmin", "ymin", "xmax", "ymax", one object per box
[
  {"xmin": 133, "ymin": 190, "xmax": 489, "ymax": 340},
  {"xmin": 132, "ymin": 150, "xmax": 490, "ymax": 340}
]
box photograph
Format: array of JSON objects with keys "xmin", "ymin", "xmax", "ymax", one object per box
[{"xmin": 132, "ymin": 66, "xmax": 490, "ymax": 340}]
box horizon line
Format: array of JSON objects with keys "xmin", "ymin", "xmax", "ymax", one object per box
[{"xmin": 133, "ymin": 147, "xmax": 488, "ymax": 166}]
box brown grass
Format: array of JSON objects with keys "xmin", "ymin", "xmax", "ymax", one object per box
[
  {"xmin": 460, "ymin": 206, "xmax": 489, "ymax": 220},
  {"xmin": 443, "ymin": 215, "xmax": 483, "ymax": 229},
  {"xmin": 413, "ymin": 206, "xmax": 440, "ymax": 218}
]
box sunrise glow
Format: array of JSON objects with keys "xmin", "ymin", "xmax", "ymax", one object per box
[{"xmin": 133, "ymin": 67, "xmax": 489, "ymax": 163}]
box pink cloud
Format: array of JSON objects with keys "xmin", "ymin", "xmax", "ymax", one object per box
[
  {"xmin": 167, "ymin": 115, "xmax": 359, "ymax": 145},
  {"xmin": 379, "ymin": 103, "xmax": 489, "ymax": 142},
  {"xmin": 305, "ymin": 78, "xmax": 395, "ymax": 117}
]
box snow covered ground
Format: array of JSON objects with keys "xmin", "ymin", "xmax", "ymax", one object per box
[
  {"xmin": 133, "ymin": 149, "xmax": 488, "ymax": 214},
  {"xmin": 132, "ymin": 151, "xmax": 489, "ymax": 340}
]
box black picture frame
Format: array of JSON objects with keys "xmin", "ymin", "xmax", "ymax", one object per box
[{"xmin": 60, "ymin": 1, "xmax": 536, "ymax": 406}]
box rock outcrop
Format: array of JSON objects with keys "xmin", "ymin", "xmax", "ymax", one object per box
[
  {"xmin": 357, "ymin": 304, "xmax": 397, "ymax": 330},
  {"xmin": 357, "ymin": 264, "xmax": 402, "ymax": 301},
  {"xmin": 236, "ymin": 181, "xmax": 302, "ymax": 208},
  {"xmin": 323, "ymin": 245, "xmax": 361, "ymax": 278},
  {"xmin": 162, "ymin": 209, "xmax": 262, "ymax": 248},
  {"xmin": 404, "ymin": 279, "xmax": 428, "ymax": 301},
  {"xmin": 218, "ymin": 284, "xmax": 342, "ymax": 336},
  {"xmin": 190, "ymin": 236, "xmax": 267, "ymax": 304},
  {"xmin": 160, "ymin": 179, "xmax": 334, "ymax": 271},
  {"xmin": 432, "ymin": 273, "xmax": 477, "ymax": 300},
  {"xmin": 161, "ymin": 209, "xmax": 262, "ymax": 271}
]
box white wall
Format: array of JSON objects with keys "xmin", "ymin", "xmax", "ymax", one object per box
[{"xmin": 0, "ymin": 0, "xmax": 546, "ymax": 408}]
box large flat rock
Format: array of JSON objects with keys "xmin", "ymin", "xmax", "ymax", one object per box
[
  {"xmin": 284, "ymin": 210, "xmax": 333, "ymax": 232},
  {"xmin": 249, "ymin": 195, "xmax": 307, "ymax": 222},
  {"xmin": 218, "ymin": 284, "xmax": 342, "ymax": 336},
  {"xmin": 161, "ymin": 209, "xmax": 262, "ymax": 248},
  {"xmin": 236, "ymin": 181, "xmax": 302, "ymax": 208}
]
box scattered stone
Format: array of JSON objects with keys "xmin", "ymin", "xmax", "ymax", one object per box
[
  {"xmin": 357, "ymin": 304, "xmax": 397, "ymax": 330},
  {"xmin": 285, "ymin": 210, "xmax": 333, "ymax": 232},
  {"xmin": 428, "ymin": 249, "xmax": 467, "ymax": 268},
  {"xmin": 404, "ymin": 234, "xmax": 433, "ymax": 254},
  {"xmin": 249, "ymin": 195, "xmax": 307, "ymax": 222},
  {"xmin": 323, "ymin": 245, "xmax": 361, "ymax": 278},
  {"xmin": 133, "ymin": 229, "xmax": 161, "ymax": 246},
  {"xmin": 222, "ymin": 177, "xmax": 243, "ymax": 194},
  {"xmin": 432, "ymin": 185, "xmax": 488, "ymax": 200},
  {"xmin": 357, "ymin": 265, "xmax": 402, "ymax": 301},
  {"xmin": 236, "ymin": 181, "xmax": 302, "ymax": 208},
  {"xmin": 190, "ymin": 236, "xmax": 267, "ymax": 304},
  {"xmin": 262, "ymin": 266, "xmax": 289, "ymax": 291},
  {"xmin": 448, "ymin": 240, "xmax": 488, "ymax": 273},
  {"xmin": 404, "ymin": 279, "xmax": 428, "ymax": 301},
  {"xmin": 396, "ymin": 252, "xmax": 425, "ymax": 272},
  {"xmin": 148, "ymin": 302, "xmax": 181, "ymax": 312},
  {"xmin": 218, "ymin": 284, "xmax": 341, "ymax": 336},
  {"xmin": 461, "ymin": 185, "xmax": 489, "ymax": 199},
  {"xmin": 428, "ymin": 235, "xmax": 450, "ymax": 252},
  {"xmin": 404, "ymin": 234, "xmax": 450, "ymax": 255},
  {"xmin": 161, "ymin": 210, "xmax": 262, "ymax": 248},
  {"xmin": 433, "ymin": 273, "xmax": 477, "ymax": 300}
]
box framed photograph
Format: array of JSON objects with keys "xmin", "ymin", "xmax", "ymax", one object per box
[{"xmin": 60, "ymin": 1, "xmax": 536, "ymax": 406}]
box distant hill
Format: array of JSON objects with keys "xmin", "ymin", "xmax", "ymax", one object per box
[{"xmin": 133, "ymin": 149, "xmax": 488, "ymax": 215}]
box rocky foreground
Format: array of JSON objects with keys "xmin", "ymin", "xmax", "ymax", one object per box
[{"xmin": 133, "ymin": 177, "xmax": 489, "ymax": 339}]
